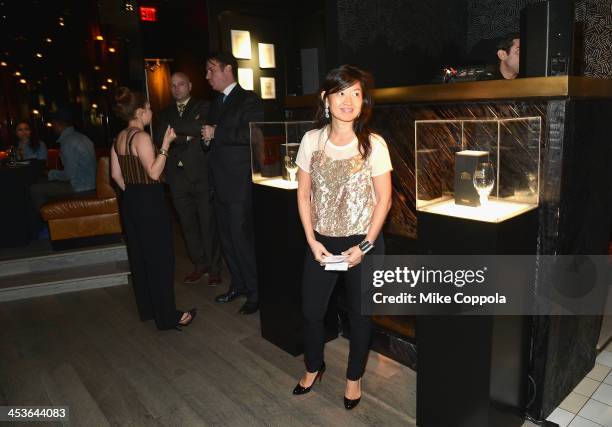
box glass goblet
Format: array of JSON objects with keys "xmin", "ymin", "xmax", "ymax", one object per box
[{"xmin": 472, "ymin": 162, "xmax": 495, "ymax": 206}]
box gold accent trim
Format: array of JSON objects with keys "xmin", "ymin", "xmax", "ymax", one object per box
[{"xmin": 285, "ymin": 76, "xmax": 612, "ymax": 108}]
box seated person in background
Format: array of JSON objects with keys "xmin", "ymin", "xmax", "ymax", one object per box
[
  {"xmin": 15, "ymin": 120, "xmax": 47, "ymax": 162},
  {"xmin": 495, "ymin": 32, "xmax": 520, "ymax": 80},
  {"xmin": 30, "ymin": 107, "xmax": 96, "ymax": 210}
]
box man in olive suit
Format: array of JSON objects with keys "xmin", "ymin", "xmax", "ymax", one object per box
[{"xmin": 155, "ymin": 72, "xmax": 223, "ymax": 286}]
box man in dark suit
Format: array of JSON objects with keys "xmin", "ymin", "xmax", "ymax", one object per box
[
  {"xmin": 201, "ymin": 52, "xmax": 263, "ymax": 315},
  {"xmin": 156, "ymin": 72, "xmax": 223, "ymax": 286}
]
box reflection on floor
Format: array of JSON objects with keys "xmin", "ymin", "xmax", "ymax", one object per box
[
  {"xmin": 545, "ymin": 344, "xmax": 612, "ymax": 426},
  {"xmin": 0, "ymin": 224, "xmax": 417, "ymax": 426}
]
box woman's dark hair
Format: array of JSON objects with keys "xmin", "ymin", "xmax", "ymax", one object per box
[
  {"xmin": 315, "ymin": 65, "xmax": 374, "ymax": 159},
  {"xmin": 113, "ymin": 87, "xmax": 148, "ymax": 121},
  {"xmin": 14, "ymin": 120, "xmax": 40, "ymax": 152}
]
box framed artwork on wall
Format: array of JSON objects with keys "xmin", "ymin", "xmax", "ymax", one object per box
[
  {"xmin": 238, "ymin": 68, "xmax": 254, "ymax": 90},
  {"xmin": 258, "ymin": 43, "xmax": 276, "ymax": 68},
  {"xmin": 260, "ymin": 77, "xmax": 276, "ymax": 99},
  {"xmin": 231, "ymin": 30, "xmax": 252, "ymax": 59}
]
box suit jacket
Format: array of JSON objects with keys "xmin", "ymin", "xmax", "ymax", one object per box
[
  {"xmin": 155, "ymin": 98, "xmax": 210, "ymax": 186},
  {"xmin": 206, "ymin": 85, "xmax": 264, "ymax": 203}
]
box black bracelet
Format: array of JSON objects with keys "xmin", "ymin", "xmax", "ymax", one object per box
[{"xmin": 358, "ymin": 239, "xmax": 374, "ymax": 254}]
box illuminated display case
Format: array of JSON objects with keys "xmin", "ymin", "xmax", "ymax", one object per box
[
  {"xmin": 250, "ymin": 121, "xmax": 316, "ymax": 190},
  {"xmin": 415, "ymin": 117, "xmax": 541, "ymax": 223}
]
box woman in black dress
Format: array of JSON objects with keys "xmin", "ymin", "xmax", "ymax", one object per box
[{"xmin": 110, "ymin": 87, "xmax": 196, "ymax": 330}]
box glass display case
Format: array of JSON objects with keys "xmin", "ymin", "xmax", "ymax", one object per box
[
  {"xmin": 415, "ymin": 117, "xmax": 541, "ymax": 223},
  {"xmin": 250, "ymin": 121, "xmax": 316, "ymax": 190}
]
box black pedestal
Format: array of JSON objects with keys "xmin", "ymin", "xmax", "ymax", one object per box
[
  {"xmin": 416, "ymin": 209, "xmax": 537, "ymax": 427},
  {"xmin": 253, "ymin": 184, "xmax": 338, "ymax": 356}
]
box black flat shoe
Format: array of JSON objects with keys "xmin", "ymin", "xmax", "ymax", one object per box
[
  {"xmin": 215, "ymin": 289, "xmax": 247, "ymax": 303},
  {"xmin": 239, "ymin": 301, "xmax": 259, "ymax": 315},
  {"xmin": 176, "ymin": 308, "xmax": 197, "ymax": 329},
  {"xmin": 292, "ymin": 363, "xmax": 326, "ymax": 395},
  {"xmin": 344, "ymin": 396, "xmax": 361, "ymax": 410}
]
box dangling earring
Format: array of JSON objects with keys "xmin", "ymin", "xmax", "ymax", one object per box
[{"xmin": 324, "ymin": 104, "xmax": 330, "ymax": 119}]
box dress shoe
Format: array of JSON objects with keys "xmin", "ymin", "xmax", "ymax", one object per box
[
  {"xmin": 207, "ymin": 274, "xmax": 223, "ymax": 287},
  {"xmin": 175, "ymin": 308, "xmax": 197, "ymax": 330},
  {"xmin": 344, "ymin": 378, "xmax": 362, "ymax": 410},
  {"xmin": 183, "ymin": 270, "xmax": 205, "ymax": 284},
  {"xmin": 343, "ymin": 396, "xmax": 361, "ymax": 410},
  {"xmin": 215, "ymin": 289, "xmax": 247, "ymax": 303},
  {"xmin": 293, "ymin": 363, "xmax": 326, "ymax": 395},
  {"xmin": 238, "ymin": 301, "xmax": 259, "ymax": 315}
]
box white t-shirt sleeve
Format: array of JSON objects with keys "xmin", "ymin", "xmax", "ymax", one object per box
[
  {"xmin": 295, "ymin": 130, "xmax": 315, "ymax": 173},
  {"xmin": 370, "ymin": 134, "xmax": 393, "ymax": 177}
]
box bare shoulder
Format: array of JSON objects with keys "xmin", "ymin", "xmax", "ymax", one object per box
[{"xmin": 132, "ymin": 130, "xmax": 152, "ymax": 144}]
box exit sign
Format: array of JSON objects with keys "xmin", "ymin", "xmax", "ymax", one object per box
[{"xmin": 139, "ymin": 6, "xmax": 157, "ymax": 22}]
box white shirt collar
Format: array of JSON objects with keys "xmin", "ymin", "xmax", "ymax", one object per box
[
  {"xmin": 222, "ymin": 82, "xmax": 237, "ymax": 97},
  {"xmin": 176, "ymin": 97, "xmax": 190, "ymax": 107}
]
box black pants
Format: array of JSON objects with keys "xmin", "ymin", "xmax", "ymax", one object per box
[
  {"xmin": 169, "ymin": 168, "xmax": 223, "ymax": 274},
  {"xmin": 214, "ymin": 194, "xmax": 258, "ymax": 303},
  {"xmin": 302, "ymin": 232, "xmax": 384, "ymax": 380},
  {"xmin": 121, "ymin": 184, "xmax": 181, "ymax": 330}
]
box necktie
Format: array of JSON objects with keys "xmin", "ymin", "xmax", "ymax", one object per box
[
  {"xmin": 222, "ymin": 94, "xmax": 227, "ymax": 103},
  {"xmin": 177, "ymin": 103, "xmax": 186, "ymax": 117}
]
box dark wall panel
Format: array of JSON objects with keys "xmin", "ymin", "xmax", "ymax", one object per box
[
  {"xmin": 467, "ymin": 0, "xmax": 612, "ymax": 78},
  {"xmin": 335, "ymin": 0, "xmax": 469, "ymax": 87}
]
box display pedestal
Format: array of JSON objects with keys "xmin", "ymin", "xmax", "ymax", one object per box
[
  {"xmin": 416, "ymin": 208, "xmax": 537, "ymax": 427},
  {"xmin": 253, "ymin": 184, "xmax": 338, "ymax": 356}
]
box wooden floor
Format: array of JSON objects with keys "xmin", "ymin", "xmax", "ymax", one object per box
[{"xmin": 0, "ymin": 227, "xmax": 417, "ymax": 426}]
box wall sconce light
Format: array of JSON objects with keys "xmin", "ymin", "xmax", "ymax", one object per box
[
  {"xmin": 122, "ymin": 1, "xmax": 135, "ymax": 12},
  {"xmin": 145, "ymin": 59, "xmax": 162, "ymax": 72}
]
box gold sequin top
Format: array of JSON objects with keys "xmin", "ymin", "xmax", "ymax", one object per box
[{"xmin": 309, "ymin": 149, "xmax": 375, "ymax": 236}]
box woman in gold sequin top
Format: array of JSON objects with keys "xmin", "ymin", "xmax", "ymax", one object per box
[{"xmin": 292, "ymin": 65, "xmax": 393, "ymax": 409}]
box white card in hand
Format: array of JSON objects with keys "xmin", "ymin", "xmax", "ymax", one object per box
[
  {"xmin": 324, "ymin": 262, "xmax": 349, "ymax": 271},
  {"xmin": 321, "ymin": 255, "xmax": 348, "ymax": 264}
]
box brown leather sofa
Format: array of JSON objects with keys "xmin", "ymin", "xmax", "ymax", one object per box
[{"xmin": 41, "ymin": 156, "xmax": 122, "ymax": 243}]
